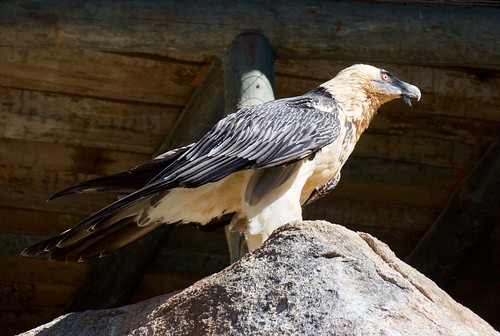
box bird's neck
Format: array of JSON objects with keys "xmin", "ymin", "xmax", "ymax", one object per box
[
  {"xmin": 322, "ymin": 77, "xmax": 382, "ymax": 140},
  {"xmin": 348, "ymin": 100, "xmax": 379, "ymax": 140}
]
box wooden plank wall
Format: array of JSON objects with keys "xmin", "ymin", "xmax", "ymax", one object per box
[
  {"xmin": 1, "ymin": 1, "xmax": 498, "ymax": 68},
  {"xmin": 0, "ymin": 48, "xmax": 499, "ymax": 333},
  {"xmin": 0, "ymin": 48, "xmax": 205, "ymax": 334}
]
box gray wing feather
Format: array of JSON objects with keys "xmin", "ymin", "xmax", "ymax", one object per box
[
  {"xmin": 83, "ymin": 93, "xmax": 342, "ymax": 225},
  {"xmin": 33, "ymin": 92, "xmax": 342, "ymax": 253},
  {"xmin": 48, "ymin": 144, "xmax": 193, "ymax": 200},
  {"xmin": 148, "ymin": 94, "xmax": 342, "ymax": 189},
  {"xmin": 245, "ymin": 162, "xmax": 302, "ymax": 206}
]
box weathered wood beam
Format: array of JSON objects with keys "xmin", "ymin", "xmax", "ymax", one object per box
[
  {"xmin": 405, "ymin": 138, "xmax": 500, "ymax": 287},
  {"xmin": 0, "ymin": 1, "xmax": 498, "ymax": 69},
  {"xmin": 223, "ymin": 33, "xmax": 275, "ymax": 262},
  {"xmin": 66, "ymin": 59, "xmax": 225, "ymax": 311},
  {"xmin": 0, "ymin": 48, "xmax": 200, "ymax": 107},
  {"xmin": 155, "ymin": 58, "xmax": 225, "ymax": 155}
]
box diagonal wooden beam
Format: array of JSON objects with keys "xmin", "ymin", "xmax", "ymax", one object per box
[
  {"xmin": 155, "ymin": 58, "xmax": 225, "ymax": 155},
  {"xmin": 223, "ymin": 33, "xmax": 275, "ymax": 262},
  {"xmin": 66, "ymin": 59, "xmax": 225, "ymax": 311},
  {"xmin": 405, "ymin": 137, "xmax": 500, "ymax": 287}
]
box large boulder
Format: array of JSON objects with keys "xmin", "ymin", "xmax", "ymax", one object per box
[{"xmin": 20, "ymin": 221, "xmax": 498, "ymax": 335}]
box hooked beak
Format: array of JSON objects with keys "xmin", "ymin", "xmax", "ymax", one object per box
[{"xmin": 400, "ymin": 82, "xmax": 421, "ymax": 107}]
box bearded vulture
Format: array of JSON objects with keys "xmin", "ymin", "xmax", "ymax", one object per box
[{"xmin": 22, "ymin": 64, "xmax": 421, "ymax": 262}]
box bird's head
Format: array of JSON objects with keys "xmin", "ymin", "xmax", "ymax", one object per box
[
  {"xmin": 365, "ymin": 65, "xmax": 421, "ymax": 107},
  {"xmin": 320, "ymin": 64, "xmax": 421, "ymax": 132}
]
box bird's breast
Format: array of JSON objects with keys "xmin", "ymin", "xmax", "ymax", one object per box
[{"xmin": 302, "ymin": 117, "xmax": 357, "ymax": 202}]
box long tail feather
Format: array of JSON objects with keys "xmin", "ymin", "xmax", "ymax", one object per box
[{"xmin": 49, "ymin": 144, "xmax": 193, "ymax": 200}]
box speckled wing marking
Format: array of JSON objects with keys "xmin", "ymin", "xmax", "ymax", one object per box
[
  {"xmin": 27, "ymin": 92, "xmax": 343, "ymax": 256},
  {"xmin": 149, "ymin": 93, "xmax": 342, "ymax": 188},
  {"xmin": 101, "ymin": 93, "xmax": 336, "ymax": 211}
]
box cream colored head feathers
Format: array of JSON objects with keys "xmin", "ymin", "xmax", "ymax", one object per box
[{"xmin": 320, "ymin": 64, "xmax": 421, "ymax": 134}]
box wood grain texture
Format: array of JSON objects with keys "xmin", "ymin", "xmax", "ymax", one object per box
[
  {"xmin": 305, "ymin": 198, "xmax": 439, "ymax": 233},
  {"xmin": 0, "ymin": 207, "xmax": 84, "ymax": 236},
  {"xmin": 0, "ymin": 1, "xmax": 498, "ymax": 68},
  {"xmin": 155, "ymin": 59, "xmax": 224, "ymax": 155},
  {"xmin": 0, "ymin": 48, "xmax": 203, "ymax": 105},
  {"xmin": 354, "ymin": 133, "xmax": 491, "ymax": 169},
  {"xmin": 406, "ymin": 138, "xmax": 500, "ymax": 287},
  {"xmin": 0, "ymin": 255, "xmax": 88, "ymax": 333},
  {"xmin": 0, "ymin": 87, "xmax": 182, "ymax": 154},
  {"xmin": 0, "ymin": 164, "xmax": 117, "ymax": 215},
  {"xmin": 0, "ymin": 255, "xmax": 88, "ymax": 293},
  {"xmin": 0, "ymin": 138, "xmax": 150, "ymax": 175}
]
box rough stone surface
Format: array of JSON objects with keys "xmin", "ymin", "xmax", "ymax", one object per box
[{"xmin": 19, "ymin": 221, "xmax": 498, "ymax": 336}]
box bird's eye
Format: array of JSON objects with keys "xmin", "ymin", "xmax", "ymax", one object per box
[{"xmin": 381, "ymin": 72, "xmax": 390, "ymax": 82}]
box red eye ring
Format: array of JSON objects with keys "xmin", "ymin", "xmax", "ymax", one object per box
[{"xmin": 381, "ymin": 72, "xmax": 390, "ymax": 81}]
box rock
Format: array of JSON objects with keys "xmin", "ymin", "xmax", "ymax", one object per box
[{"xmin": 19, "ymin": 221, "xmax": 498, "ymax": 336}]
